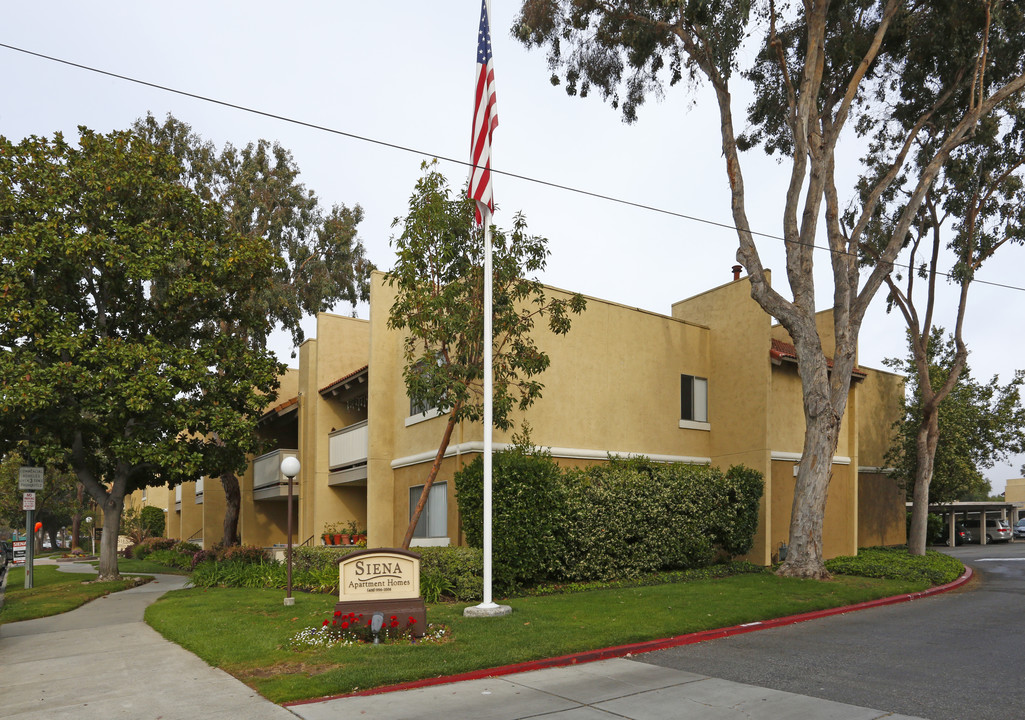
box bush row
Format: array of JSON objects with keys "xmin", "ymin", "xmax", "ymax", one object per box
[
  {"xmin": 454, "ymin": 448, "xmax": 764, "ymax": 593},
  {"xmin": 825, "ymin": 546, "xmax": 964, "ymax": 585}
]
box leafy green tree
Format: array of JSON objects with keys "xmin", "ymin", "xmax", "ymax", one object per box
[
  {"xmin": 386, "ymin": 162, "xmax": 586, "ymax": 549},
  {"xmin": 133, "ymin": 114, "xmax": 373, "ymax": 545},
  {"xmin": 513, "ymin": 0, "xmax": 1025, "ymax": 577},
  {"xmin": 0, "ymin": 452, "xmax": 83, "ymax": 550},
  {"xmin": 0, "ymin": 127, "xmax": 282, "ymax": 579},
  {"xmin": 886, "ymin": 330, "xmax": 1025, "ymax": 507}
]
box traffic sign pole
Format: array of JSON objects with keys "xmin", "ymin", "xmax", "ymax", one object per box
[{"xmin": 25, "ymin": 507, "xmax": 34, "ymax": 589}]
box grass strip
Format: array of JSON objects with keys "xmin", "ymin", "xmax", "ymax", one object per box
[
  {"xmin": 145, "ymin": 571, "xmax": 929, "ymax": 703},
  {"xmin": 0, "ymin": 565, "xmax": 143, "ymax": 624}
]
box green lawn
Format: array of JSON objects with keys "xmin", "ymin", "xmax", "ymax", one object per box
[
  {"xmin": 0, "ymin": 565, "xmax": 145, "ymax": 624},
  {"xmin": 145, "ymin": 571, "xmax": 929, "ymax": 703}
]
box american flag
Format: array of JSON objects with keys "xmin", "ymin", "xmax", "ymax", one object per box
[{"xmin": 469, "ymin": 0, "xmax": 498, "ymax": 225}]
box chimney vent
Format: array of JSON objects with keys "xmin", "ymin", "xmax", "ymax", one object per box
[{"xmin": 732, "ymin": 265, "xmax": 743, "ymax": 281}]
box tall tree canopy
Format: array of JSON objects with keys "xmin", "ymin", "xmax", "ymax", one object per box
[
  {"xmin": 861, "ymin": 88, "xmax": 1025, "ymax": 553},
  {"xmin": 885, "ymin": 330, "xmax": 1025, "ymax": 505},
  {"xmin": 0, "ymin": 127, "xmax": 282, "ymax": 578},
  {"xmin": 386, "ymin": 162, "xmax": 586, "ymax": 549},
  {"xmin": 133, "ymin": 114, "xmax": 374, "ymax": 545},
  {"xmin": 514, "ymin": 0, "xmax": 1025, "ymax": 576}
]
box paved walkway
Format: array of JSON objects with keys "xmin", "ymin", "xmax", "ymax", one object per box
[{"xmin": 0, "ymin": 560, "xmax": 928, "ymax": 720}]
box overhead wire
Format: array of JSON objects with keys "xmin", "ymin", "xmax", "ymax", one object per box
[{"xmin": 0, "ymin": 41, "xmax": 1023, "ymax": 295}]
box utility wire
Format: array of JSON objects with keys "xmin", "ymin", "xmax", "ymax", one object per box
[{"xmin": 1, "ymin": 41, "xmax": 1023, "ymax": 295}]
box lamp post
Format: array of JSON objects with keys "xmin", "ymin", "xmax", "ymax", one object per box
[
  {"xmin": 280, "ymin": 456, "xmax": 300, "ymax": 607},
  {"xmin": 86, "ymin": 516, "xmax": 94, "ymax": 556}
]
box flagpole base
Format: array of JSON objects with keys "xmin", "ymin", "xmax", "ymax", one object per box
[{"xmin": 463, "ymin": 603, "xmax": 512, "ymax": 618}]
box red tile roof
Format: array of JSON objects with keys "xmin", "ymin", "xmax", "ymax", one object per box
[
  {"xmin": 320, "ymin": 365, "xmax": 370, "ymax": 396},
  {"xmin": 770, "ymin": 338, "xmax": 866, "ymax": 378}
]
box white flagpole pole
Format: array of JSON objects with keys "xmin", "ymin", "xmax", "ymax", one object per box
[{"xmin": 482, "ymin": 212, "xmax": 495, "ymax": 608}]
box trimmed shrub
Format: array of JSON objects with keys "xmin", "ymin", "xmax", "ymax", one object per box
[
  {"xmin": 218, "ymin": 544, "xmax": 269, "ymax": 564},
  {"xmin": 454, "ymin": 447, "xmax": 567, "ymax": 593},
  {"xmin": 147, "ymin": 548, "xmax": 193, "ymax": 570},
  {"xmin": 826, "ymin": 546, "xmax": 964, "ymax": 585},
  {"xmin": 131, "ymin": 536, "xmax": 177, "ymax": 560},
  {"xmin": 456, "ymin": 450, "xmax": 764, "ymax": 588},
  {"xmin": 139, "ymin": 505, "xmax": 165, "ymax": 538},
  {"xmin": 417, "ymin": 546, "xmax": 483, "ymax": 601}
]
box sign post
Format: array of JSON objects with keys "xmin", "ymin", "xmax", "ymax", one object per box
[{"xmin": 19, "ymin": 467, "xmax": 43, "ymax": 590}]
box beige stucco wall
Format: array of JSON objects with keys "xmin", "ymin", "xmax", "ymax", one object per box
[
  {"xmin": 298, "ymin": 313, "xmax": 370, "ymax": 546},
  {"xmin": 1005, "ymin": 478, "xmax": 1025, "ymax": 504}
]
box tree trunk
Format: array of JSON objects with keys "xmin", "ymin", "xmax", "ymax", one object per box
[
  {"xmin": 221, "ymin": 471, "xmax": 241, "ymax": 546},
  {"xmin": 778, "ymin": 407, "xmax": 843, "ymax": 579},
  {"xmin": 71, "ymin": 483, "xmax": 84, "ymax": 550},
  {"xmin": 401, "ymin": 405, "xmax": 460, "ymax": 549},
  {"xmin": 97, "ymin": 494, "xmax": 124, "ymax": 580},
  {"xmin": 908, "ymin": 404, "xmax": 941, "ymax": 555}
]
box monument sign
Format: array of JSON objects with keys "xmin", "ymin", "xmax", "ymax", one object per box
[{"xmin": 336, "ymin": 549, "xmax": 426, "ymax": 635}]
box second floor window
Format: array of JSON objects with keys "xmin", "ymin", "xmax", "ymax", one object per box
[{"xmin": 681, "ymin": 374, "xmax": 708, "ymax": 423}]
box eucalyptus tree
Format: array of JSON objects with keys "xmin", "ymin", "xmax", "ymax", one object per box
[
  {"xmin": 862, "ymin": 95, "xmax": 1025, "ymax": 554},
  {"xmin": 133, "ymin": 114, "xmax": 373, "ymax": 545},
  {"xmin": 885, "ymin": 331, "xmax": 1025, "ymax": 509},
  {"xmin": 386, "ymin": 162, "xmax": 586, "ymax": 549},
  {"xmin": 514, "ymin": 0, "xmax": 1025, "ymax": 576},
  {"xmin": 0, "ymin": 127, "xmax": 282, "ymax": 579}
]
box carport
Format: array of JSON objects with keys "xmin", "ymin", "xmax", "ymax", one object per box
[{"xmin": 909, "ymin": 500, "xmax": 1025, "ymax": 545}]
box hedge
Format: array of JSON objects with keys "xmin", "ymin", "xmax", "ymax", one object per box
[{"xmin": 455, "ymin": 448, "xmax": 764, "ymax": 592}]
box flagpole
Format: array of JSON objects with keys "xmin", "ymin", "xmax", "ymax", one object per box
[
  {"xmin": 481, "ymin": 214, "xmax": 496, "ymax": 609},
  {"xmin": 464, "ymin": 0, "xmax": 509, "ymax": 618}
]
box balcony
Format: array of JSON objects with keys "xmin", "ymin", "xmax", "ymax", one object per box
[
  {"xmin": 328, "ymin": 421, "xmax": 368, "ymax": 487},
  {"xmin": 253, "ymin": 449, "xmax": 300, "ymax": 501}
]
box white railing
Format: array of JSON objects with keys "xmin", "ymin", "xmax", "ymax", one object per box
[
  {"xmin": 329, "ymin": 421, "xmax": 368, "ymax": 470},
  {"xmin": 253, "ymin": 449, "xmax": 299, "ymax": 490}
]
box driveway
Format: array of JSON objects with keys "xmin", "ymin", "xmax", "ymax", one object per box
[{"xmin": 636, "ymin": 541, "xmax": 1025, "ymax": 720}]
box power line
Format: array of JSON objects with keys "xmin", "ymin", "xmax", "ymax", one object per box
[{"xmin": 1, "ymin": 40, "xmax": 1023, "ymax": 295}]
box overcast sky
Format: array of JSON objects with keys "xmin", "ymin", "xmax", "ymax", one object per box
[{"xmin": 2, "ymin": 2, "xmax": 1022, "ymax": 490}]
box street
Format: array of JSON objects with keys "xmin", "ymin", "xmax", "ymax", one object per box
[{"xmin": 637, "ymin": 542, "xmax": 1025, "ymax": 720}]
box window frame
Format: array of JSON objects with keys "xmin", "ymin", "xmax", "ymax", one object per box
[{"xmin": 679, "ymin": 374, "xmax": 710, "ymax": 431}]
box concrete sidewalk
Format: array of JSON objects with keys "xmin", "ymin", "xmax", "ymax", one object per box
[
  {"xmin": 0, "ymin": 560, "xmax": 293, "ymax": 720},
  {"xmin": 1, "ymin": 561, "xmax": 929, "ymax": 720},
  {"xmin": 287, "ymin": 657, "xmax": 926, "ymax": 720}
]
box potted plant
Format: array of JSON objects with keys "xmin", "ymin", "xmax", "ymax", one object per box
[
  {"xmin": 347, "ymin": 521, "xmax": 361, "ymax": 544},
  {"xmin": 322, "ymin": 523, "xmax": 335, "ymax": 546}
]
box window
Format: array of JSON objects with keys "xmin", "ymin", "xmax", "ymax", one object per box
[
  {"xmin": 680, "ymin": 374, "xmax": 708, "ymax": 424},
  {"xmin": 409, "ymin": 482, "xmax": 447, "ymax": 539},
  {"xmin": 408, "ymin": 353, "xmax": 445, "ymax": 418}
]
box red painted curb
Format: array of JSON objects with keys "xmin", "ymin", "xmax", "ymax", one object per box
[{"xmin": 283, "ymin": 566, "xmax": 974, "ymax": 707}]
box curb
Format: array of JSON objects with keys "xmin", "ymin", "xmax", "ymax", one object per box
[{"xmin": 284, "ymin": 565, "xmax": 974, "ymax": 708}]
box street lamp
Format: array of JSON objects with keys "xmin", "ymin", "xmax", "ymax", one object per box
[
  {"xmin": 86, "ymin": 516, "xmax": 94, "ymax": 556},
  {"xmin": 281, "ymin": 456, "xmax": 300, "ymax": 607}
]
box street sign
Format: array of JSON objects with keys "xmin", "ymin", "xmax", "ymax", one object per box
[
  {"xmin": 23, "ymin": 492, "xmax": 36, "ymax": 510},
  {"xmin": 18, "ymin": 466, "xmax": 44, "ymax": 491},
  {"xmin": 13, "ymin": 540, "xmax": 26, "ymax": 565}
]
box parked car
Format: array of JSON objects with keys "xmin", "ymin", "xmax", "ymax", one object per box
[
  {"xmin": 980, "ymin": 518, "xmax": 1012, "ymax": 543},
  {"xmin": 0, "ymin": 540, "xmax": 11, "ymax": 570},
  {"xmin": 1015, "ymin": 518, "xmax": 1025, "ymax": 540},
  {"xmin": 934, "ymin": 524, "xmax": 973, "ymax": 546}
]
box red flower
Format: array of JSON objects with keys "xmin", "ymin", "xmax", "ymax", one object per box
[
  {"xmin": 332, "ymin": 620, "xmax": 337, "ymax": 625},
  {"xmin": 391, "ymin": 621, "xmax": 399, "ymax": 628},
  {"xmin": 409, "ymin": 617, "xmax": 417, "ymax": 624},
  {"xmin": 334, "ymin": 610, "xmax": 342, "ymax": 617},
  {"xmin": 390, "ymin": 615, "xmax": 397, "ymax": 620},
  {"xmin": 341, "ymin": 621, "xmax": 349, "ymax": 629},
  {"xmin": 322, "ymin": 620, "xmax": 329, "ymax": 626}
]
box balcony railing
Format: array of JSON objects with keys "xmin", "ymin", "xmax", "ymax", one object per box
[
  {"xmin": 329, "ymin": 421, "xmax": 368, "ymax": 469},
  {"xmin": 253, "ymin": 449, "xmax": 300, "ymax": 501}
]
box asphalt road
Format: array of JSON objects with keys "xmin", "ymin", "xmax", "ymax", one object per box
[{"xmin": 636, "ymin": 542, "xmax": 1025, "ymax": 720}]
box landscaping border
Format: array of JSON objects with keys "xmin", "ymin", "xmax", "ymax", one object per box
[{"xmin": 283, "ymin": 565, "xmax": 974, "ymax": 707}]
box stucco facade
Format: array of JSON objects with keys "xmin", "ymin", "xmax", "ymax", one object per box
[{"xmin": 157, "ymin": 270, "xmax": 906, "ymax": 564}]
